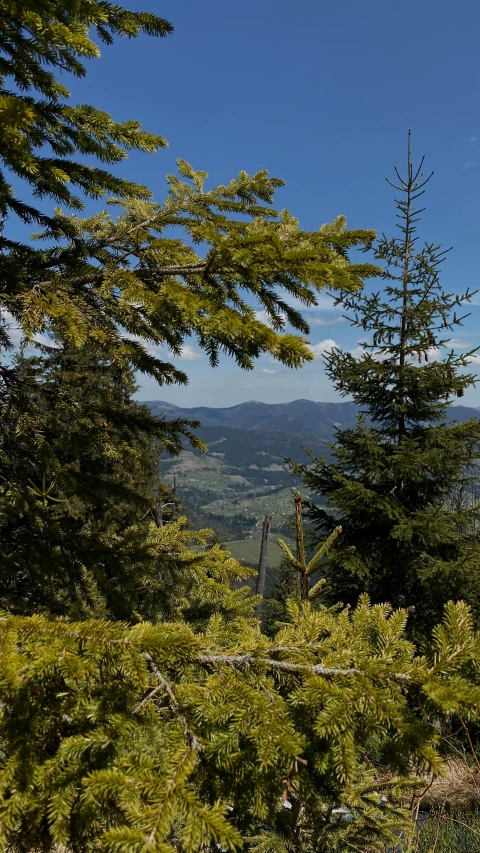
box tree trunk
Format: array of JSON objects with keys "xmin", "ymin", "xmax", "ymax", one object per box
[
  {"xmin": 256, "ymin": 515, "xmax": 271, "ymax": 619},
  {"xmin": 153, "ymin": 504, "xmax": 163, "ymax": 528}
]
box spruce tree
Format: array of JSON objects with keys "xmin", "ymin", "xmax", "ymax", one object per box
[
  {"xmin": 0, "ymin": 0, "xmax": 380, "ymax": 632},
  {"xmin": 3, "ymin": 165, "xmax": 379, "ymax": 388},
  {"xmin": 5, "ymin": 16, "xmax": 480, "ymax": 846},
  {"xmin": 264, "ymin": 493, "xmax": 340, "ymax": 632},
  {"xmin": 2, "ymin": 593, "xmax": 480, "ymax": 853},
  {"xmin": 0, "ymin": 342, "xmax": 221, "ymax": 620},
  {"xmin": 0, "ymin": 0, "xmax": 172, "ymax": 227},
  {"xmin": 293, "ymin": 135, "xmax": 480, "ymax": 638},
  {"xmin": 0, "ymin": 1, "xmax": 379, "ymax": 386},
  {"xmin": 265, "ymin": 555, "xmax": 302, "ymax": 630}
]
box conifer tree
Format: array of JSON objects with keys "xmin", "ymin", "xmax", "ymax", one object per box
[
  {"xmin": 265, "ymin": 493, "xmax": 339, "ymax": 629},
  {"xmin": 3, "ymin": 166, "xmax": 379, "ymax": 387},
  {"xmin": 0, "ymin": 1, "xmax": 379, "ymax": 385},
  {"xmin": 292, "ymin": 135, "xmax": 480, "ymax": 637},
  {"xmin": 0, "ymin": 342, "xmax": 254, "ymax": 621},
  {"xmin": 262, "ymin": 495, "xmax": 335, "ymax": 633},
  {"xmin": 265, "ymin": 555, "xmax": 302, "ymax": 630},
  {"xmin": 0, "ymin": 0, "xmax": 380, "ymax": 631},
  {"xmin": 6, "ymin": 13, "xmax": 480, "ymax": 848},
  {"xmin": 0, "ymin": 0, "xmax": 172, "ymax": 227},
  {"xmin": 2, "ymin": 592, "xmax": 480, "ymax": 853},
  {"xmin": 0, "ymin": 0, "xmax": 380, "ymax": 636}
]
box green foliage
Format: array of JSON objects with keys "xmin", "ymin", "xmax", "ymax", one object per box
[
  {"xmin": 6, "ymin": 176, "xmax": 378, "ymax": 383},
  {"xmin": 3, "ymin": 14, "xmax": 480, "ymax": 850},
  {"xmin": 415, "ymin": 809, "xmax": 480, "ymax": 853},
  {"xmin": 277, "ymin": 492, "xmax": 341, "ymax": 603},
  {"xmin": 293, "ymin": 137, "xmax": 480, "ymax": 637},
  {"xmin": 0, "ymin": 1, "xmax": 379, "ymax": 389},
  {"xmin": 0, "ymin": 0, "xmax": 172, "ymax": 224},
  {"xmin": 248, "ymin": 773, "xmax": 414, "ymax": 853},
  {"xmin": 264, "ymin": 494, "xmax": 335, "ymax": 632},
  {"xmin": 0, "ymin": 343, "xmax": 255, "ymax": 621},
  {"xmin": 265, "ymin": 555, "xmax": 302, "ymax": 631},
  {"xmin": 0, "ymin": 0, "xmax": 378, "ymax": 374},
  {"xmin": 1, "ymin": 597, "xmax": 480, "ymax": 853}
]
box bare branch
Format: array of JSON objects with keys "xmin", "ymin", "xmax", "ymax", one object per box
[
  {"xmin": 194, "ymin": 652, "xmax": 412, "ymax": 681},
  {"xmin": 133, "ymin": 652, "xmax": 202, "ymax": 751}
]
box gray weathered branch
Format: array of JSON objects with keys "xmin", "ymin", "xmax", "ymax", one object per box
[
  {"xmin": 194, "ymin": 653, "xmax": 412, "ymax": 681},
  {"xmin": 134, "ymin": 652, "xmax": 202, "ymax": 751}
]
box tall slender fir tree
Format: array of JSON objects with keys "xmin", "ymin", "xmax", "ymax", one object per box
[{"xmin": 292, "ymin": 135, "xmax": 480, "ymax": 638}]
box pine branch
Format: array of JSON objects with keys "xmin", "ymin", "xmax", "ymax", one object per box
[
  {"xmin": 65, "ymin": 261, "xmax": 209, "ymax": 289},
  {"xmin": 139, "ymin": 262, "xmax": 209, "ymax": 277},
  {"xmin": 194, "ymin": 653, "xmax": 412, "ymax": 681},
  {"xmin": 134, "ymin": 652, "xmax": 202, "ymax": 751}
]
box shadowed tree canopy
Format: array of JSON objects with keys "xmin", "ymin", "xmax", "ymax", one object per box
[{"xmin": 0, "ymin": 342, "xmax": 200, "ymax": 619}]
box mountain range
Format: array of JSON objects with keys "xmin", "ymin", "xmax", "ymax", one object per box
[
  {"xmin": 146, "ymin": 398, "xmax": 480, "ymax": 439},
  {"xmin": 143, "ymin": 399, "xmax": 480, "ymax": 563}
]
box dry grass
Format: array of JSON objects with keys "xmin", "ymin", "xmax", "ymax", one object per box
[
  {"xmin": 374, "ymin": 757, "xmax": 480, "ymax": 811},
  {"xmin": 420, "ymin": 758, "xmax": 480, "ymax": 810}
]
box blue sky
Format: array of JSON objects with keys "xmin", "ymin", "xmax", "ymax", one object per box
[{"xmin": 16, "ymin": 0, "xmax": 480, "ymax": 406}]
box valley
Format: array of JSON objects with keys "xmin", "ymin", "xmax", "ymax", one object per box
[
  {"xmin": 158, "ymin": 427, "xmax": 320, "ymax": 565},
  {"xmin": 147, "ymin": 399, "xmax": 480, "ymax": 570}
]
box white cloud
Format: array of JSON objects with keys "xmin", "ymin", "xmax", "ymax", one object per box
[
  {"xmin": 309, "ymin": 338, "xmax": 338, "ymax": 359},
  {"xmin": 449, "ymin": 339, "xmax": 471, "ymax": 350},
  {"xmin": 309, "ymin": 313, "xmax": 345, "ymax": 326},
  {"xmin": 5, "ymin": 321, "xmax": 204, "ymax": 363},
  {"xmin": 122, "ymin": 332, "xmax": 202, "ymax": 362},
  {"xmin": 285, "ymin": 293, "xmax": 341, "ymax": 321},
  {"xmin": 468, "ymin": 136, "xmax": 478, "ymax": 143},
  {"xmin": 349, "ymin": 345, "xmax": 367, "ymax": 359},
  {"xmin": 255, "ymin": 295, "xmax": 342, "ymax": 330},
  {"xmin": 321, "ymin": 340, "xmax": 477, "ymax": 366},
  {"xmin": 175, "ymin": 344, "xmax": 202, "ymax": 361},
  {"xmin": 286, "ymin": 293, "xmax": 337, "ymax": 312},
  {"xmin": 33, "ymin": 332, "xmax": 60, "ymax": 349},
  {"xmin": 1, "ymin": 312, "xmax": 23, "ymax": 348},
  {"xmin": 254, "ymin": 310, "xmax": 287, "ymax": 328},
  {"xmin": 0, "ymin": 313, "xmax": 60, "ymax": 352},
  {"xmin": 262, "ymin": 368, "xmax": 276, "ymax": 374},
  {"xmin": 263, "ymin": 292, "xmax": 339, "ymax": 314},
  {"xmin": 123, "ymin": 331, "xmax": 155, "ymax": 351}
]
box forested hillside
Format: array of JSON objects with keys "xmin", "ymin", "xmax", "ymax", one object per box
[{"xmin": 159, "ymin": 423, "xmax": 326, "ymax": 547}]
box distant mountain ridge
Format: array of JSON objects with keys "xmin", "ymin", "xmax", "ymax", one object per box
[
  {"xmin": 146, "ymin": 398, "xmax": 480, "ymax": 554},
  {"xmin": 145, "ymin": 399, "xmax": 480, "ymax": 437}
]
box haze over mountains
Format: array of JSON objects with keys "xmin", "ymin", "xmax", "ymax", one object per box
[{"xmin": 146, "ymin": 399, "xmax": 480, "ymax": 438}]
